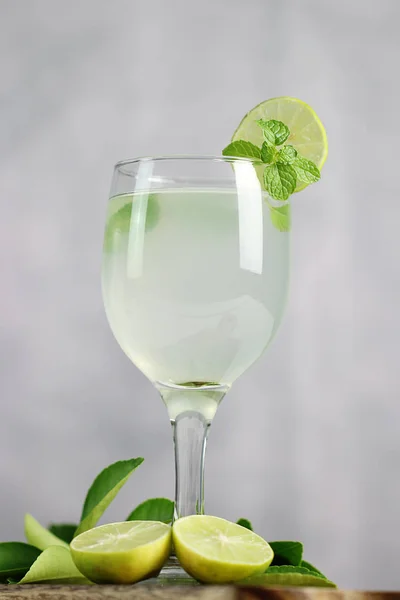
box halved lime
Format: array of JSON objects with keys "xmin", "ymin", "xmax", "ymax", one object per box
[
  {"xmin": 70, "ymin": 521, "xmax": 172, "ymax": 584},
  {"xmin": 172, "ymin": 515, "xmax": 274, "ymax": 583},
  {"xmin": 232, "ymin": 96, "xmax": 328, "ymax": 191}
]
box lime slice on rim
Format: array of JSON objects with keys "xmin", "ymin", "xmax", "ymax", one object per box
[
  {"xmin": 172, "ymin": 515, "xmax": 274, "ymax": 583},
  {"xmin": 70, "ymin": 521, "xmax": 172, "ymax": 584},
  {"xmin": 232, "ymin": 96, "xmax": 328, "ymax": 191}
]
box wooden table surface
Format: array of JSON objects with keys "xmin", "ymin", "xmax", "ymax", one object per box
[{"xmin": 0, "ymin": 586, "xmax": 398, "ymax": 600}]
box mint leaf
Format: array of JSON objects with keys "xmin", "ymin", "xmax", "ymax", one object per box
[
  {"xmin": 257, "ymin": 119, "xmax": 290, "ymax": 146},
  {"xmin": 293, "ymin": 157, "xmax": 320, "ymax": 183},
  {"xmin": 242, "ymin": 565, "xmax": 336, "ymax": 588},
  {"xmin": 75, "ymin": 457, "xmax": 144, "ymax": 537},
  {"xmin": 236, "ymin": 518, "xmax": 253, "ymax": 531},
  {"xmin": 260, "ymin": 142, "xmax": 276, "ymax": 164},
  {"xmin": 256, "ymin": 120, "xmax": 276, "ymax": 146},
  {"xmin": 222, "ymin": 140, "xmax": 261, "ymax": 159},
  {"xmin": 301, "ymin": 560, "xmax": 327, "ymax": 578},
  {"xmin": 269, "ymin": 204, "xmax": 291, "ymax": 232},
  {"xmin": 264, "ymin": 163, "xmax": 297, "ymax": 201},
  {"xmin": 48, "ymin": 524, "xmax": 77, "ymax": 545},
  {"xmin": 104, "ymin": 194, "xmax": 160, "ymax": 252},
  {"xmin": 24, "ymin": 514, "xmax": 69, "ymax": 551},
  {"xmin": 269, "ymin": 541, "xmax": 303, "ymax": 566},
  {"xmin": 127, "ymin": 498, "xmax": 174, "ymax": 524},
  {"xmin": 0, "ymin": 543, "xmax": 41, "ymax": 583},
  {"xmin": 19, "ymin": 546, "xmax": 89, "ymax": 584},
  {"xmin": 277, "ymin": 145, "xmax": 297, "ymax": 164}
]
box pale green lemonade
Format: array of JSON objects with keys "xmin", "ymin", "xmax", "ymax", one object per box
[{"xmin": 102, "ymin": 188, "xmax": 289, "ymax": 419}]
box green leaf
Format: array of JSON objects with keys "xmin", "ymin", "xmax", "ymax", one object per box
[
  {"xmin": 19, "ymin": 546, "xmax": 89, "ymax": 584},
  {"xmin": 260, "ymin": 143, "xmax": 277, "ymax": 164},
  {"xmin": 256, "ymin": 119, "xmax": 290, "ymax": 145},
  {"xmin": 269, "ymin": 541, "xmax": 303, "ymax": 566},
  {"xmin": 126, "ymin": 498, "xmax": 174, "ymax": 524},
  {"xmin": 256, "ymin": 120, "xmax": 276, "ymax": 145},
  {"xmin": 236, "ymin": 519, "xmax": 253, "ymax": 531},
  {"xmin": 242, "ymin": 565, "xmax": 336, "ymax": 588},
  {"xmin": 269, "ymin": 204, "xmax": 291, "ymax": 232},
  {"xmin": 277, "ymin": 145, "xmax": 297, "ymax": 164},
  {"xmin": 0, "ymin": 543, "xmax": 41, "ymax": 583},
  {"xmin": 264, "ymin": 163, "xmax": 297, "ymax": 201},
  {"xmin": 24, "ymin": 514, "xmax": 69, "ymax": 550},
  {"xmin": 301, "ymin": 560, "xmax": 327, "ymax": 578},
  {"xmin": 222, "ymin": 140, "xmax": 261, "ymax": 159},
  {"xmin": 293, "ymin": 156, "xmax": 321, "ymax": 183},
  {"xmin": 48, "ymin": 524, "xmax": 78, "ymax": 544},
  {"xmin": 104, "ymin": 194, "xmax": 160, "ymax": 252},
  {"xmin": 75, "ymin": 457, "xmax": 144, "ymax": 537}
]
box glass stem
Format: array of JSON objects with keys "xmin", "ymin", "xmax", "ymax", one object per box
[{"xmin": 172, "ymin": 411, "xmax": 210, "ymax": 520}]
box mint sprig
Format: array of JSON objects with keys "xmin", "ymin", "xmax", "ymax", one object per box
[
  {"xmin": 222, "ymin": 140, "xmax": 262, "ymax": 159},
  {"xmin": 264, "ymin": 163, "xmax": 297, "ymax": 201},
  {"xmin": 257, "ymin": 119, "xmax": 290, "ymax": 146},
  {"xmin": 222, "ymin": 118, "xmax": 321, "ymax": 232}
]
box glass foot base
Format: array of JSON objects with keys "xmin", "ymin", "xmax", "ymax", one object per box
[{"xmin": 142, "ymin": 555, "xmax": 197, "ymax": 586}]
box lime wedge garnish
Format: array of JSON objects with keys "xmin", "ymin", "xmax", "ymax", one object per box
[
  {"xmin": 232, "ymin": 96, "xmax": 328, "ymax": 191},
  {"xmin": 172, "ymin": 515, "xmax": 274, "ymax": 583},
  {"xmin": 70, "ymin": 521, "xmax": 171, "ymax": 584}
]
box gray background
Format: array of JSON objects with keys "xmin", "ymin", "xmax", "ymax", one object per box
[{"xmin": 1, "ymin": 0, "xmax": 399, "ymax": 590}]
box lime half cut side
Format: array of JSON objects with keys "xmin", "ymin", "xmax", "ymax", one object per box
[
  {"xmin": 172, "ymin": 515, "xmax": 274, "ymax": 583},
  {"xmin": 232, "ymin": 96, "xmax": 328, "ymax": 191},
  {"xmin": 70, "ymin": 521, "xmax": 172, "ymax": 584}
]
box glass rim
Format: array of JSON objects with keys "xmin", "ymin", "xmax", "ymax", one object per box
[{"xmin": 114, "ymin": 154, "xmax": 261, "ymax": 170}]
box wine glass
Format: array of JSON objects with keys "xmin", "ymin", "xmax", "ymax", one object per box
[{"xmin": 102, "ymin": 156, "xmax": 289, "ymax": 577}]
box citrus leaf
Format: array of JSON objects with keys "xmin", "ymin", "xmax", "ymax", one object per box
[
  {"xmin": 24, "ymin": 514, "xmax": 69, "ymax": 550},
  {"xmin": 0, "ymin": 543, "xmax": 41, "ymax": 583},
  {"xmin": 222, "ymin": 140, "xmax": 261, "ymax": 159},
  {"xmin": 242, "ymin": 565, "xmax": 336, "ymax": 588},
  {"xmin": 126, "ymin": 498, "xmax": 174, "ymax": 524},
  {"xmin": 269, "ymin": 541, "xmax": 303, "ymax": 566},
  {"xmin": 48, "ymin": 524, "xmax": 78, "ymax": 544},
  {"xmin": 19, "ymin": 546, "xmax": 89, "ymax": 584},
  {"xmin": 301, "ymin": 559, "xmax": 327, "ymax": 578},
  {"xmin": 236, "ymin": 519, "xmax": 253, "ymax": 531},
  {"xmin": 264, "ymin": 164, "xmax": 297, "ymax": 201},
  {"xmin": 75, "ymin": 458, "xmax": 144, "ymax": 537}
]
